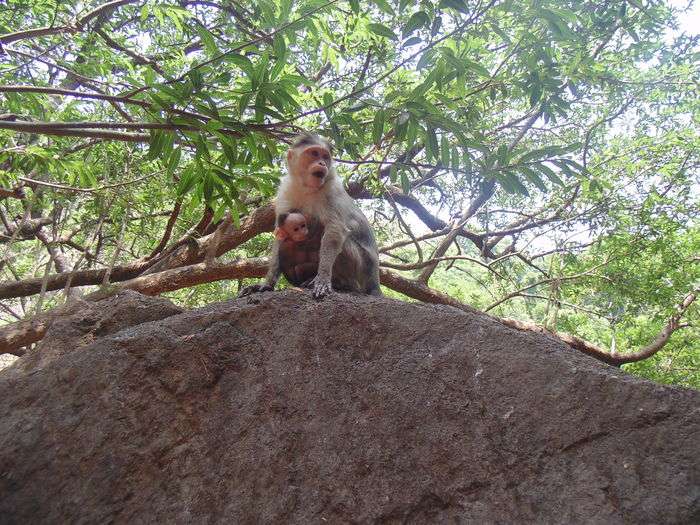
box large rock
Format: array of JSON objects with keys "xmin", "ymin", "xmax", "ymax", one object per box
[{"xmin": 0, "ymin": 291, "xmax": 698, "ymax": 523}]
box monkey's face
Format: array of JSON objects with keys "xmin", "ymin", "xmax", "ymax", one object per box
[
  {"xmin": 287, "ymin": 143, "xmax": 332, "ymax": 190},
  {"xmin": 276, "ymin": 213, "xmax": 309, "ymax": 242}
]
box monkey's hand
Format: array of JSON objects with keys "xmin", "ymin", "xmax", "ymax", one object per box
[
  {"xmin": 237, "ymin": 283, "xmax": 274, "ymax": 298},
  {"xmin": 310, "ymin": 275, "xmax": 333, "ymax": 299}
]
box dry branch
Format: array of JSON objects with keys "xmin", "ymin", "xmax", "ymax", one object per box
[
  {"xmin": 0, "ymin": 264, "xmax": 149, "ymax": 300},
  {"xmin": 0, "ymin": 186, "xmax": 26, "ymax": 200},
  {"xmin": 1, "ymin": 254, "xmax": 693, "ymax": 368},
  {"xmin": 0, "ymin": 259, "xmax": 268, "ymax": 355},
  {"xmin": 0, "ymin": 203, "xmax": 275, "ymax": 299},
  {"xmin": 146, "ymin": 202, "xmax": 182, "ymax": 259},
  {"xmin": 0, "ymin": 120, "xmax": 148, "ymax": 142},
  {"xmin": 143, "ymin": 203, "xmax": 275, "ymax": 275},
  {"xmin": 0, "ymin": 85, "xmax": 150, "ymax": 108},
  {"xmin": 0, "ymin": 0, "xmax": 140, "ymax": 45}
]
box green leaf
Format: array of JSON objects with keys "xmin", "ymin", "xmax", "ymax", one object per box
[
  {"xmin": 462, "ymin": 151, "xmax": 472, "ymax": 180},
  {"xmin": 147, "ymin": 130, "xmax": 166, "ymax": 160},
  {"xmin": 78, "ymin": 167, "xmax": 97, "ymax": 188},
  {"xmin": 225, "ymin": 54, "xmax": 255, "ymax": 79},
  {"xmin": 462, "ymin": 58, "xmax": 490, "ymax": 77},
  {"xmin": 372, "ymin": 0, "xmax": 395, "ymax": 15},
  {"xmin": 440, "ymin": 135, "xmax": 450, "ymax": 166},
  {"xmin": 406, "ymin": 118, "xmax": 418, "ymax": 147},
  {"xmin": 529, "ymin": 84, "xmax": 543, "ymax": 107},
  {"xmin": 372, "ymin": 109, "xmax": 385, "ymax": 145},
  {"xmin": 496, "ymin": 144, "xmax": 509, "ymax": 166},
  {"xmin": 517, "ymin": 147, "xmax": 550, "ymax": 164},
  {"xmin": 176, "ymin": 165, "xmax": 198, "ymax": 196},
  {"xmin": 450, "ymin": 146, "xmax": 459, "ymax": 170},
  {"xmin": 188, "ymin": 69, "xmax": 203, "ymax": 91},
  {"xmin": 540, "ymin": 9, "xmax": 576, "ymax": 40},
  {"xmin": 238, "ymin": 92, "xmax": 252, "ymax": 116},
  {"xmin": 213, "ymin": 202, "xmax": 228, "ymax": 223},
  {"xmin": 166, "ymin": 148, "xmax": 181, "ymax": 175},
  {"xmin": 229, "ymin": 200, "xmax": 240, "ymax": 228},
  {"xmin": 349, "ymin": 0, "xmax": 360, "ymax": 14},
  {"xmin": 160, "ymin": 129, "xmax": 175, "ymax": 160},
  {"xmin": 273, "ymin": 34, "xmax": 287, "ymax": 59},
  {"xmin": 394, "ymin": 112, "xmax": 409, "ymax": 140},
  {"xmin": 270, "ymin": 55, "xmax": 286, "ymax": 81},
  {"xmin": 400, "ymin": 170, "xmax": 411, "ymax": 194},
  {"xmin": 519, "ymin": 166, "xmax": 547, "ymax": 192},
  {"xmin": 194, "ymin": 133, "xmax": 210, "ymax": 160},
  {"xmin": 195, "ymin": 25, "xmax": 218, "ymax": 55},
  {"xmin": 402, "ymin": 36, "xmax": 422, "ymax": 47},
  {"xmin": 500, "ymin": 172, "xmax": 529, "ymax": 195},
  {"xmin": 368, "ymin": 23, "xmax": 397, "ymax": 40},
  {"xmin": 323, "ymin": 92, "xmax": 334, "ymax": 107},
  {"xmin": 202, "ymin": 172, "xmax": 214, "ymax": 203},
  {"xmin": 550, "ymin": 159, "xmax": 576, "ymax": 178},
  {"xmin": 254, "ymin": 52, "xmax": 270, "ymax": 87},
  {"xmin": 439, "ymin": 0, "xmax": 469, "ymax": 15},
  {"xmin": 425, "ymin": 125, "xmax": 439, "ymax": 162},
  {"xmin": 416, "ymin": 48, "xmax": 437, "ymax": 70},
  {"xmin": 403, "ymin": 11, "xmax": 430, "ymax": 37},
  {"xmin": 389, "ymin": 164, "xmax": 398, "ymax": 183},
  {"xmin": 535, "ymin": 162, "xmax": 564, "ymax": 186},
  {"xmin": 203, "ymin": 120, "xmax": 224, "ymax": 132}
]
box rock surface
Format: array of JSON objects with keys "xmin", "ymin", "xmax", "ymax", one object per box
[{"xmin": 0, "ymin": 291, "xmax": 698, "ymax": 524}]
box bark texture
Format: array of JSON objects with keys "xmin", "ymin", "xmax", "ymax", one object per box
[{"xmin": 0, "ymin": 291, "xmax": 698, "ymax": 523}]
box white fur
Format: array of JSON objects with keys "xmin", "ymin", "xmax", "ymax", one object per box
[{"xmin": 275, "ymin": 171, "xmax": 350, "ymax": 224}]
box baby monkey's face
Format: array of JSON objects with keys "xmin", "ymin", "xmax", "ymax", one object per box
[{"xmin": 276, "ymin": 212, "xmax": 309, "ymax": 242}]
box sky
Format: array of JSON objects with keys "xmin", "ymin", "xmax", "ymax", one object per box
[{"xmin": 669, "ymin": 0, "xmax": 699, "ymax": 34}]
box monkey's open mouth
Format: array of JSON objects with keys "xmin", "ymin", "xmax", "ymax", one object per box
[{"xmin": 312, "ymin": 170, "xmax": 326, "ymax": 178}]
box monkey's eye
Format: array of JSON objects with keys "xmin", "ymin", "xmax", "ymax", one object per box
[
  {"xmin": 311, "ymin": 150, "xmax": 319, "ymax": 158},
  {"xmin": 323, "ymin": 153, "xmax": 330, "ymax": 161}
]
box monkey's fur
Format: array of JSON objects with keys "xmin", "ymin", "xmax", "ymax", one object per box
[{"xmin": 240, "ymin": 133, "xmax": 381, "ymax": 298}]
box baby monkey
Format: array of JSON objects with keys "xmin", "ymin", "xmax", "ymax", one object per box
[{"xmin": 275, "ymin": 209, "xmax": 322, "ymax": 286}]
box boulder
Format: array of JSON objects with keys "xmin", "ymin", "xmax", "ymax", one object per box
[{"xmin": 0, "ymin": 291, "xmax": 698, "ymax": 523}]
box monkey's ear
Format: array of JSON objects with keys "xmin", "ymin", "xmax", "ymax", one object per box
[
  {"xmin": 274, "ymin": 227, "xmax": 288, "ymax": 240},
  {"xmin": 286, "ymin": 149, "xmax": 295, "ymax": 162}
]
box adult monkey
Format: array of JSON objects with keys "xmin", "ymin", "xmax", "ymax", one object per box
[{"xmin": 240, "ymin": 133, "xmax": 382, "ymax": 298}]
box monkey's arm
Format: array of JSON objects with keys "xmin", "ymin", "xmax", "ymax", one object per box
[
  {"xmin": 310, "ymin": 222, "xmax": 348, "ymax": 299},
  {"xmin": 237, "ymin": 241, "xmax": 281, "ymax": 297},
  {"xmin": 264, "ymin": 240, "xmax": 282, "ymax": 287}
]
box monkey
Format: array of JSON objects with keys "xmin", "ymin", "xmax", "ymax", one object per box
[
  {"xmin": 239, "ymin": 133, "xmax": 382, "ymax": 298},
  {"xmin": 275, "ymin": 209, "xmax": 322, "ymax": 286},
  {"xmin": 275, "ymin": 210, "xmax": 309, "ymax": 243}
]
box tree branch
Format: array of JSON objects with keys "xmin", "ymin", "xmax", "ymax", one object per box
[
  {"xmin": 606, "ymin": 291, "xmax": 697, "ymax": 364},
  {"xmin": 146, "ymin": 201, "xmax": 182, "ymax": 259},
  {"xmin": 0, "ymin": 0, "xmax": 140, "ymax": 45},
  {"xmin": 0, "ymin": 85, "xmax": 150, "ymax": 108},
  {"xmin": 0, "ymin": 120, "xmax": 148, "ymax": 142}
]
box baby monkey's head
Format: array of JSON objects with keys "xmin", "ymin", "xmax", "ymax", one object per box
[{"xmin": 274, "ymin": 210, "xmax": 309, "ymax": 242}]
